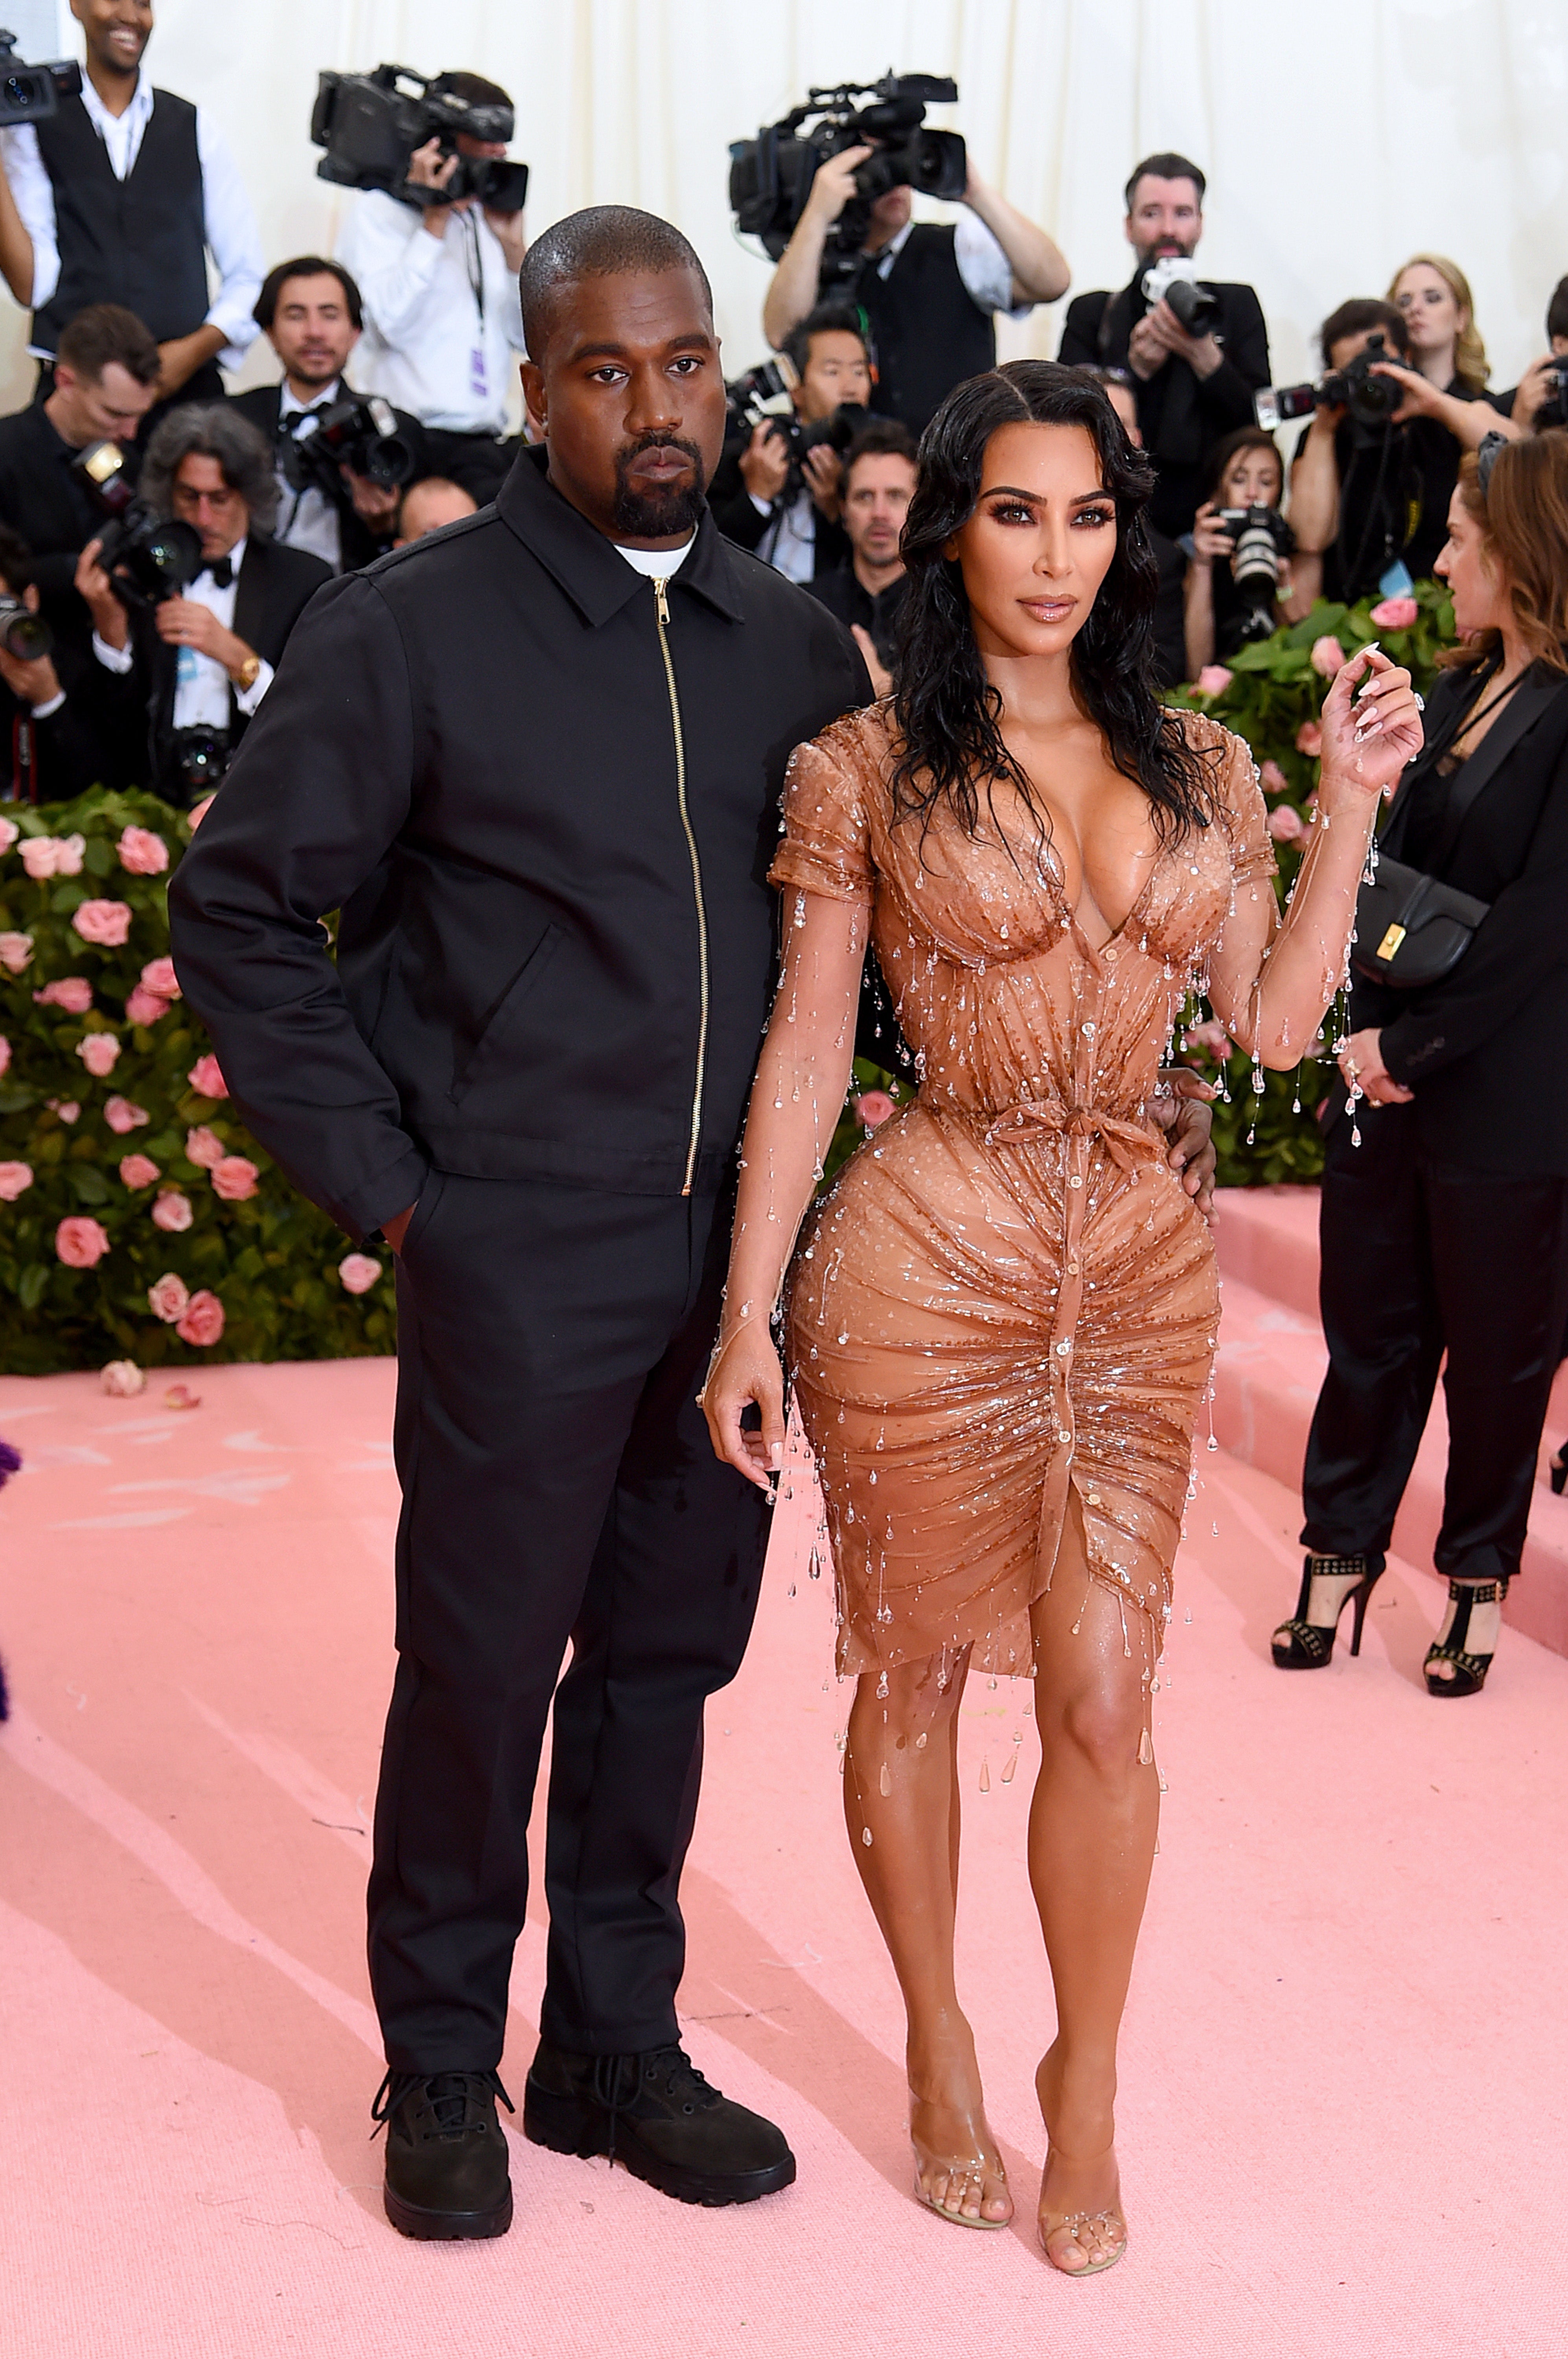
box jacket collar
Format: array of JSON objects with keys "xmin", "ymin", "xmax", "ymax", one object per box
[{"xmin": 496, "ymin": 443, "xmax": 745, "ymax": 627}]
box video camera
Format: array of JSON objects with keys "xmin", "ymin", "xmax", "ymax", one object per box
[
  {"xmin": 282, "ymin": 394, "xmax": 416, "ymax": 497},
  {"xmin": 0, "ymin": 27, "xmax": 80, "ymax": 129},
  {"xmin": 311, "ymin": 64, "xmax": 530, "ymax": 214},
  {"xmin": 72, "ymin": 442, "xmax": 203, "ymax": 607},
  {"xmin": 729, "ymin": 72, "xmax": 967, "ymax": 290},
  {"xmin": 1213, "ymin": 506, "xmax": 1295, "ymax": 645},
  {"xmin": 1141, "ymin": 255, "xmax": 1221, "ymax": 338},
  {"xmin": 1255, "ymin": 331, "xmax": 1405, "ymax": 437}
]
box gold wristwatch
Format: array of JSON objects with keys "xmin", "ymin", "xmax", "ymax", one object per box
[{"xmin": 232, "ymin": 652, "xmax": 261, "ymax": 693}]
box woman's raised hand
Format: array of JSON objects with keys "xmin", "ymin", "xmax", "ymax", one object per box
[
  {"xmin": 1317, "ymin": 644, "xmax": 1424, "ymax": 808},
  {"xmin": 699, "ymin": 1314, "xmax": 788, "ymax": 1492}
]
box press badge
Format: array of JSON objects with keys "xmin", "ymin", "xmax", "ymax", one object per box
[{"xmin": 470, "ymin": 346, "xmax": 488, "ymax": 399}]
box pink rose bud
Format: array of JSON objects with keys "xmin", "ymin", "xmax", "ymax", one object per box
[
  {"xmin": 187, "ymin": 1053, "xmax": 228, "ymax": 1100},
  {"xmin": 1195, "ymin": 665, "xmax": 1233, "ymax": 696},
  {"xmin": 125, "ymin": 986, "xmax": 170, "ymax": 1025},
  {"xmin": 186, "ymin": 794, "xmax": 216, "ymax": 831},
  {"xmin": 1259, "ymin": 759, "xmax": 1289, "ymax": 794},
  {"xmin": 1310, "ymin": 634, "xmax": 1345, "ymax": 678},
  {"xmin": 75, "ymin": 1031, "xmax": 121, "ymax": 1077},
  {"xmin": 55, "ymin": 1214, "xmax": 110, "ymax": 1268},
  {"xmin": 852, "ymin": 1089, "xmax": 896, "ymax": 1128},
  {"xmin": 184, "ymin": 1124, "xmax": 225, "ymax": 1169},
  {"xmin": 0, "ymin": 1034, "xmax": 8, "ymax": 1077},
  {"xmin": 103, "ymin": 1095, "xmax": 150, "ymax": 1133},
  {"xmin": 152, "ymin": 1189, "xmax": 193, "ymax": 1232},
  {"xmin": 139, "ymin": 957, "xmax": 179, "ymax": 999},
  {"xmin": 101, "ymin": 1359, "xmax": 145, "ymax": 1397},
  {"xmin": 338, "ymin": 1252, "xmax": 383, "ymax": 1295},
  {"xmin": 1369, "ymin": 595, "xmax": 1419, "ymax": 631},
  {"xmin": 118, "ymin": 1154, "xmax": 160, "ymax": 1189},
  {"xmin": 0, "ymin": 930, "xmax": 33, "ymax": 972},
  {"xmin": 0, "ymin": 1160, "xmax": 33, "ymax": 1200},
  {"xmin": 116, "ymin": 824, "xmax": 169, "ymax": 875},
  {"xmin": 0, "ymin": 815, "xmax": 16, "ymax": 852},
  {"xmin": 71, "ymin": 898, "xmax": 134, "ymax": 948},
  {"xmin": 147, "ymin": 1271, "xmax": 190, "ymax": 1323},
  {"xmin": 34, "ymin": 975, "xmax": 93, "ymax": 1014},
  {"xmin": 175, "ymin": 1289, "xmax": 225, "ymax": 1348},
  {"xmin": 1295, "ymin": 720, "xmax": 1323, "ymax": 758},
  {"xmin": 164, "ymin": 1381, "xmax": 202, "ymax": 1410},
  {"xmin": 49, "ymin": 1098, "xmax": 80, "ymax": 1124},
  {"xmin": 210, "ymin": 1155, "xmax": 259, "ymax": 1202}
]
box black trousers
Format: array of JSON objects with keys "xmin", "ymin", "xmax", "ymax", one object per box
[
  {"xmin": 416, "ymin": 427, "xmax": 517, "ymax": 504},
  {"xmin": 370, "ymin": 1172, "xmax": 769, "ymax": 2074},
  {"xmin": 1301, "ymin": 1099, "xmax": 1568, "ymax": 1583}
]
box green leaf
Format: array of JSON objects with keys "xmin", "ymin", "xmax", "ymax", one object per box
[
  {"xmin": 83, "ymin": 837, "xmax": 115, "ymax": 878},
  {"xmin": 17, "ymin": 1261, "xmax": 50, "ymax": 1309}
]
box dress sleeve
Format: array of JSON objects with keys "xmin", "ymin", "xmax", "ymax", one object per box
[
  {"xmin": 769, "ymin": 729, "xmax": 875, "ymax": 905},
  {"xmin": 1213, "ymin": 725, "xmax": 1277, "ymax": 890}
]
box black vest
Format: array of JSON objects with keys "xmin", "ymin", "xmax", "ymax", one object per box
[
  {"xmin": 854, "ymin": 224, "xmax": 997, "ymax": 436},
  {"xmin": 32, "ymin": 88, "xmax": 208, "ymax": 351}
]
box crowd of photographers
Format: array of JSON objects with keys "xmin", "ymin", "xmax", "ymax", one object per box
[{"xmin": 0, "ymin": 6, "xmax": 1561, "ymax": 810}]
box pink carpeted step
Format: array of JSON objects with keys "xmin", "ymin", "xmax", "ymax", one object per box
[{"xmin": 1211, "ymin": 1184, "xmax": 1321, "ymax": 1322}]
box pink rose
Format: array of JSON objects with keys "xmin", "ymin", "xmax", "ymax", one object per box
[
  {"xmin": 101, "ymin": 1358, "xmax": 145, "ymax": 1397},
  {"xmin": 124, "ymin": 986, "xmax": 169, "ymax": 1024},
  {"xmin": 0, "ymin": 1160, "xmax": 33, "ymax": 1200},
  {"xmin": 147, "ymin": 1271, "xmax": 190, "ymax": 1323},
  {"xmin": 175, "ymin": 1288, "xmax": 225, "ymax": 1348},
  {"xmin": 1267, "ymin": 804, "xmax": 1311, "ymax": 845},
  {"xmin": 20, "ymin": 832, "xmax": 84, "ymax": 880},
  {"xmin": 139, "ymin": 956, "xmax": 180, "ymax": 999},
  {"xmin": 1310, "ymin": 634, "xmax": 1345, "ymax": 679},
  {"xmin": 0, "ymin": 815, "xmax": 15, "ymax": 852},
  {"xmin": 118, "ymin": 1153, "xmax": 160, "ymax": 1189},
  {"xmin": 851, "ymin": 1089, "xmax": 896, "ymax": 1129},
  {"xmin": 1183, "ymin": 1018, "xmax": 1231, "ymax": 1056},
  {"xmin": 152, "ymin": 1189, "xmax": 193, "ymax": 1233},
  {"xmin": 48, "ymin": 1098, "xmax": 80, "ymax": 1124},
  {"xmin": 1295, "ymin": 719, "xmax": 1323, "ymax": 758},
  {"xmin": 184, "ymin": 1124, "xmax": 225, "ymax": 1168},
  {"xmin": 186, "ymin": 794, "xmax": 216, "ymax": 831},
  {"xmin": 338, "ymin": 1252, "xmax": 383, "ymax": 1295},
  {"xmin": 33, "ymin": 975, "xmax": 93, "ymax": 1013},
  {"xmin": 1259, "ymin": 759, "xmax": 1289, "ymax": 795},
  {"xmin": 0, "ymin": 930, "xmax": 33, "ymax": 972},
  {"xmin": 1369, "ymin": 595, "xmax": 1419, "ymax": 631},
  {"xmin": 187, "ymin": 1054, "xmax": 228, "ymax": 1100},
  {"xmin": 55, "ymin": 1214, "xmax": 110, "ymax": 1268},
  {"xmin": 210, "ymin": 1155, "xmax": 259, "ymax": 1202},
  {"xmin": 116, "ymin": 825, "xmax": 169, "ymax": 875},
  {"xmin": 0, "ymin": 1034, "xmax": 8, "ymax": 1077},
  {"xmin": 103, "ymin": 1095, "xmax": 149, "ymax": 1133},
  {"xmin": 75, "ymin": 1031, "xmax": 121, "ymax": 1077},
  {"xmin": 1194, "ymin": 665, "xmax": 1233, "ymax": 696},
  {"xmin": 164, "ymin": 1381, "xmax": 201, "ymax": 1410},
  {"xmin": 72, "ymin": 899, "xmax": 133, "ymax": 948}
]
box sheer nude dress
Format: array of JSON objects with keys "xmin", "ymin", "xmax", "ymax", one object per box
[{"xmin": 770, "ymin": 703, "xmax": 1275, "ymax": 1679}]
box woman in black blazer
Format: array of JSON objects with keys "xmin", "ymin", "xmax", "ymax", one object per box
[{"xmin": 1276, "ymin": 432, "xmax": 1568, "ymax": 1695}]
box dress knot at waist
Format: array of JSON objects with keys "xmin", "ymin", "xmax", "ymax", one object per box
[{"xmin": 979, "ymin": 1099, "xmax": 1160, "ymax": 1179}]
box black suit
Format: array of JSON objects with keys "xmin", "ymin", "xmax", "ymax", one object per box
[
  {"xmin": 0, "ymin": 642, "xmax": 127, "ymax": 804},
  {"xmin": 169, "ymin": 447, "xmax": 869, "ymax": 2072},
  {"xmin": 1058, "ymin": 272, "xmax": 1270, "ymax": 538},
  {"xmin": 0, "ymin": 399, "xmax": 137, "ymax": 658},
  {"xmin": 706, "ymin": 436, "xmax": 850, "ymax": 578},
  {"xmin": 1302, "ymin": 662, "xmax": 1568, "ymax": 1586},
  {"xmin": 227, "ymin": 383, "xmax": 428, "ymax": 573}
]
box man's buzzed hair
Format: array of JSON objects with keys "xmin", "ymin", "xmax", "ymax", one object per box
[{"xmin": 519, "ymin": 205, "xmax": 714, "ymax": 361}]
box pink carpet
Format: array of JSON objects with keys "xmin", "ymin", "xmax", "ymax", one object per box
[{"xmin": 2, "ymin": 1306, "xmax": 1565, "ymax": 2355}]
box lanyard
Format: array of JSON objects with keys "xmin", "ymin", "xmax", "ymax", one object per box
[{"xmin": 459, "ymin": 210, "xmax": 486, "ymax": 329}]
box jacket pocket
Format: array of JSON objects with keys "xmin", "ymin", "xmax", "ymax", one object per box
[{"xmin": 448, "ymin": 922, "xmax": 564, "ymax": 1106}]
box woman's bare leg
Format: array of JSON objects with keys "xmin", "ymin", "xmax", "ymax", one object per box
[
  {"xmin": 843, "ymin": 1643, "xmax": 1012, "ymax": 2225},
  {"xmin": 1028, "ymin": 1500, "xmax": 1161, "ymax": 2272}
]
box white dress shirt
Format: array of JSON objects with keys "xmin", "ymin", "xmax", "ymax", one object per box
[
  {"xmin": 92, "ymin": 535, "xmax": 272, "ymax": 729},
  {"xmin": 756, "ymin": 490, "xmax": 819, "ymax": 585},
  {"xmin": 0, "ymin": 72, "xmax": 263, "ymax": 366},
  {"xmin": 869, "ymin": 214, "xmax": 1033, "ymax": 319},
  {"xmin": 336, "ymin": 189, "xmax": 526, "ymax": 435},
  {"xmin": 273, "ymin": 379, "xmax": 348, "ymax": 574}
]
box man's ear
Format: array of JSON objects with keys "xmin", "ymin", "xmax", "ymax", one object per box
[{"xmin": 520, "ymin": 358, "xmax": 546, "ymax": 435}]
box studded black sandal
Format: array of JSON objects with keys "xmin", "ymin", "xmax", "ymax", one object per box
[
  {"xmin": 1424, "ymin": 1577, "xmax": 1507, "ymax": 1697},
  {"xmin": 1272, "ymin": 1553, "xmax": 1385, "ymax": 1669}
]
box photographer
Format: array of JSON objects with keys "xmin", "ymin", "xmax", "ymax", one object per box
[
  {"xmin": 0, "ymin": 519, "xmax": 123, "ymax": 801},
  {"xmin": 1183, "ymin": 425, "xmax": 1302, "ymax": 676},
  {"xmin": 804, "ymin": 419, "xmax": 917, "ymax": 695},
  {"xmin": 0, "ymin": 0, "xmax": 262, "ymax": 409},
  {"xmin": 760, "ymin": 150, "xmax": 1067, "ymax": 436},
  {"xmin": 231, "ymin": 257, "xmax": 427, "ymax": 574},
  {"xmin": 395, "ymin": 477, "xmax": 477, "ymax": 546},
  {"xmin": 707, "ymin": 304, "xmax": 869, "ymax": 579},
  {"xmin": 1057, "ymin": 152, "xmax": 1269, "ymax": 540},
  {"xmin": 1474, "ymin": 276, "xmax": 1568, "ymax": 439},
  {"xmin": 335, "ymin": 71, "xmax": 527, "ymax": 503},
  {"xmin": 78, "ymin": 406, "xmax": 330, "ymax": 806}
]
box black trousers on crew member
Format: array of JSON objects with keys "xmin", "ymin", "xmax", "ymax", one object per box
[
  {"xmin": 1301, "ymin": 1099, "xmax": 1568, "ymax": 1584},
  {"xmin": 370, "ymin": 1171, "xmax": 769, "ymax": 2075}
]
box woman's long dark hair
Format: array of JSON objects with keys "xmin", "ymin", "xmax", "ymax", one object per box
[{"xmin": 891, "ymin": 361, "xmax": 1217, "ymax": 844}]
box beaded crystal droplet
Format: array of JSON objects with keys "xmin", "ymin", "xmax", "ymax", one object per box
[
  {"xmin": 978, "ymin": 1758, "xmax": 990, "ymax": 1793},
  {"xmin": 879, "ymin": 1762, "xmax": 891, "ymax": 1797},
  {"xmin": 1138, "ymin": 1727, "xmax": 1155, "ymax": 1766}
]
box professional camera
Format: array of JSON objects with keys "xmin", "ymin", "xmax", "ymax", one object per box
[
  {"xmin": 0, "ymin": 593, "xmax": 51, "ymax": 661},
  {"xmin": 1254, "ymin": 332, "xmax": 1404, "ymax": 436},
  {"xmin": 1535, "ymin": 360, "xmax": 1568, "ymax": 432},
  {"xmin": 311, "ymin": 63, "xmax": 530, "ymax": 214},
  {"xmin": 729, "ymin": 72, "xmax": 966, "ymax": 289},
  {"xmin": 72, "ymin": 441, "xmax": 203, "ymax": 606},
  {"xmin": 0, "ymin": 27, "xmax": 80, "ymax": 128},
  {"xmin": 281, "ymin": 394, "xmax": 416, "ymax": 495},
  {"xmin": 1214, "ymin": 505, "xmax": 1295, "ymax": 643},
  {"xmin": 169, "ymin": 725, "xmax": 230, "ymax": 802},
  {"xmin": 1141, "ymin": 256, "xmax": 1221, "ymax": 338}
]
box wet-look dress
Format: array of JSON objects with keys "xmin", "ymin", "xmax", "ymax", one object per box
[{"xmin": 771, "ymin": 704, "xmax": 1274, "ymax": 1679}]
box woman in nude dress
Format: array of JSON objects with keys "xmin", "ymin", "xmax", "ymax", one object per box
[{"xmin": 702, "ymin": 363, "xmax": 1421, "ymax": 2274}]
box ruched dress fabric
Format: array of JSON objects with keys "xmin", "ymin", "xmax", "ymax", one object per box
[{"xmin": 769, "ymin": 705, "xmax": 1274, "ymax": 1680}]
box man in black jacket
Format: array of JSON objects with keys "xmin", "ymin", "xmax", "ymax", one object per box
[
  {"xmin": 169, "ymin": 208, "xmax": 868, "ymax": 2242},
  {"xmin": 0, "ymin": 519, "xmax": 123, "ymax": 801},
  {"xmin": 1058, "ymin": 153, "xmax": 1269, "ymax": 540}
]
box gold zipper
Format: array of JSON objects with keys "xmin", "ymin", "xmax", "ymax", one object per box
[{"xmin": 653, "ymin": 574, "xmax": 709, "ymax": 1196}]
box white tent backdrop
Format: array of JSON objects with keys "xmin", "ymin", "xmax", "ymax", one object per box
[{"xmin": 2, "ymin": 0, "xmax": 1564, "ymax": 416}]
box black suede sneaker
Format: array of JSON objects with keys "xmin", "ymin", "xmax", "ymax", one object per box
[
  {"xmin": 523, "ymin": 2039, "xmax": 795, "ymax": 2207},
  {"xmin": 372, "ymin": 2069, "xmax": 515, "ymax": 2240}
]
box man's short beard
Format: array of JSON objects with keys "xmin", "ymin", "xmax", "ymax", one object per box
[{"xmin": 611, "ymin": 434, "xmax": 707, "ymax": 538}]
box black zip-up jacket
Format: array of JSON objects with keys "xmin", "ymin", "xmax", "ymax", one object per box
[{"xmin": 167, "ymin": 446, "xmax": 869, "ymax": 1240}]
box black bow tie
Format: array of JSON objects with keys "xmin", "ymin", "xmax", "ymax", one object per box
[{"xmin": 206, "ymin": 557, "xmax": 234, "ymax": 589}]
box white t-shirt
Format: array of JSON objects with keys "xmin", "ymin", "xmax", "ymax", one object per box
[{"xmin": 615, "ymin": 537, "xmax": 695, "ymax": 581}]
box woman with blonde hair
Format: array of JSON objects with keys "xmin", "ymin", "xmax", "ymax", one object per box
[
  {"xmin": 1351, "ymin": 254, "xmax": 1498, "ymax": 582},
  {"xmin": 1388, "ymin": 254, "xmax": 1489, "ymax": 395}
]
